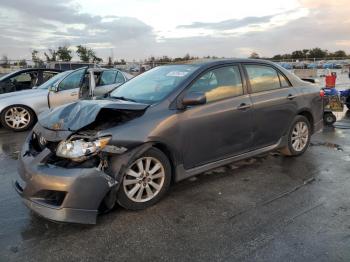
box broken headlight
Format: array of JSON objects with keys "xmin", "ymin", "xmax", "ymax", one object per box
[{"xmin": 56, "ymin": 136, "xmax": 111, "ymax": 161}]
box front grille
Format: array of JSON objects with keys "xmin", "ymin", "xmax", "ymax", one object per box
[{"xmin": 46, "ymin": 154, "xmax": 100, "ymax": 168}]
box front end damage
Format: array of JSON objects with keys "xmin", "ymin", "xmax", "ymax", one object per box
[{"xmin": 15, "ymin": 100, "xmax": 151, "ymax": 224}]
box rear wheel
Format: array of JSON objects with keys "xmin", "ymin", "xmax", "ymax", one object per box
[
  {"xmin": 346, "ymin": 97, "xmax": 350, "ymax": 110},
  {"xmin": 0, "ymin": 105, "xmax": 36, "ymax": 131},
  {"xmin": 323, "ymin": 112, "xmax": 336, "ymax": 126},
  {"xmin": 281, "ymin": 115, "xmax": 311, "ymax": 156},
  {"xmin": 117, "ymin": 148, "xmax": 171, "ymax": 210}
]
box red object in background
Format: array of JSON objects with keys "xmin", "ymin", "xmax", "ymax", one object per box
[
  {"xmin": 325, "ymin": 74, "xmax": 336, "ymax": 88},
  {"xmin": 319, "ymin": 89, "xmax": 325, "ymax": 97}
]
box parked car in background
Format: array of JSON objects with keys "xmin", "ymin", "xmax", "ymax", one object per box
[
  {"xmin": 0, "ymin": 67, "xmax": 133, "ymax": 131},
  {"xmin": 46, "ymin": 62, "xmax": 100, "ymax": 71},
  {"xmin": 0, "ymin": 68, "xmax": 61, "ymax": 94},
  {"xmin": 15, "ymin": 59, "xmax": 323, "ymax": 224}
]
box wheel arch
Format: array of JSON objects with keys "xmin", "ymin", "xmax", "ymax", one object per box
[
  {"xmin": 152, "ymin": 142, "xmax": 178, "ymax": 183},
  {"xmin": 297, "ymin": 109, "xmax": 314, "ymax": 133}
]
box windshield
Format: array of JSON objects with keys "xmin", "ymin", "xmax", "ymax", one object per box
[
  {"xmin": 110, "ymin": 65, "xmax": 199, "ymax": 104},
  {"xmin": 36, "ymin": 71, "xmax": 71, "ymax": 89}
]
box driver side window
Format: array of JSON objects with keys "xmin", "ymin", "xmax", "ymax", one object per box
[
  {"xmin": 188, "ymin": 66, "xmax": 243, "ymax": 103},
  {"xmin": 58, "ymin": 69, "xmax": 85, "ymax": 91}
]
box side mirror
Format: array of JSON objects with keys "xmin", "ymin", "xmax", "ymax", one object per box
[
  {"xmin": 182, "ymin": 92, "xmax": 206, "ymax": 107},
  {"xmin": 49, "ymin": 83, "xmax": 58, "ymax": 92}
]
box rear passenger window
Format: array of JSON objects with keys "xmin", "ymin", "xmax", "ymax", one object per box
[
  {"xmin": 279, "ymin": 73, "xmax": 290, "ymax": 88},
  {"xmin": 115, "ymin": 72, "xmax": 125, "ymax": 84},
  {"xmin": 100, "ymin": 70, "xmax": 117, "ymax": 86},
  {"xmin": 245, "ymin": 65, "xmax": 281, "ymax": 93},
  {"xmin": 188, "ymin": 66, "xmax": 243, "ymax": 103}
]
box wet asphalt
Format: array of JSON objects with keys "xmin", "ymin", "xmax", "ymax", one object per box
[
  {"xmin": 0, "ymin": 112, "xmax": 349, "ymax": 262},
  {"xmin": 1, "ymin": 70, "xmax": 350, "ymax": 262}
]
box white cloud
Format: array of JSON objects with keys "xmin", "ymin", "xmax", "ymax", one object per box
[{"xmin": 0, "ymin": 0, "xmax": 349, "ymax": 60}]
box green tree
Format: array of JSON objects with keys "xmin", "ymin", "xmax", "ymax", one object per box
[
  {"xmin": 57, "ymin": 46, "xmax": 72, "ymax": 61},
  {"xmin": 19, "ymin": 59, "xmax": 27, "ymax": 67},
  {"xmin": 76, "ymin": 45, "xmax": 90, "ymax": 62},
  {"xmin": 291, "ymin": 50, "xmax": 304, "ymax": 59},
  {"xmin": 31, "ymin": 50, "xmax": 44, "ymax": 68},
  {"xmin": 332, "ymin": 50, "xmax": 347, "ymax": 58},
  {"xmin": 308, "ymin": 48, "xmax": 327, "ymax": 59},
  {"xmin": 302, "ymin": 49, "xmax": 309, "ymax": 58},
  {"xmin": 249, "ymin": 52, "xmax": 260, "ymax": 59},
  {"xmin": 272, "ymin": 54, "xmax": 283, "ymax": 60},
  {"xmin": 1, "ymin": 55, "xmax": 9, "ymax": 68},
  {"xmin": 76, "ymin": 45, "xmax": 102, "ymax": 63},
  {"xmin": 92, "ymin": 54, "xmax": 103, "ymax": 64},
  {"xmin": 44, "ymin": 49, "xmax": 57, "ymax": 62}
]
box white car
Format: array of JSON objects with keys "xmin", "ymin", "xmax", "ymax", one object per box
[{"xmin": 0, "ymin": 67, "xmax": 133, "ymax": 131}]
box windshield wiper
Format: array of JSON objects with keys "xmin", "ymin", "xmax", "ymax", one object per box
[{"xmin": 111, "ymin": 96, "xmax": 137, "ymax": 102}]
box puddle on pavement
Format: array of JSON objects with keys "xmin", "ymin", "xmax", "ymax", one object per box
[
  {"xmin": 310, "ymin": 141, "xmax": 343, "ymax": 151},
  {"xmin": 0, "ymin": 146, "xmax": 20, "ymax": 160}
]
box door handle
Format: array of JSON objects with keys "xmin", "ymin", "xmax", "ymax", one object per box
[
  {"xmin": 237, "ymin": 103, "xmax": 251, "ymax": 110},
  {"xmin": 287, "ymin": 94, "xmax": 297, "ymax": 100}
]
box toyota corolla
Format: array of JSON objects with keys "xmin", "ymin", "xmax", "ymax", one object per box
[{"xmin": 15, "ymin": 59, "xmax": 323, "ymax": 224}]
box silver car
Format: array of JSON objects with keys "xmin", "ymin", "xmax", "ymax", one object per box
[{"xmin": 0, "ymin": 67, "xmax": 133, "ymax": 131}]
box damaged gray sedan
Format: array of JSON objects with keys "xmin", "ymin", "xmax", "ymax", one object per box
[{"xmin": 15, "ymin": 59, "xmax": 323, "ymax": 224}]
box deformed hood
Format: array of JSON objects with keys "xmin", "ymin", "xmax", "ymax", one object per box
[{"xmin": 38, "ymin": 99, "xmax": 149, "ymax": 131}]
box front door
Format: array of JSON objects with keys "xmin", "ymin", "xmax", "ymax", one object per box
[
  {"xmin": 243, "ymin": 64, "xmax": 299, "ymax": 149},
  {"xmin": 178, "ymin": 65, "xmax": 254, "ymax": 169},
  {"xmin": 48, "ymin": 68, "xmax": 86, "ymax": 108}
]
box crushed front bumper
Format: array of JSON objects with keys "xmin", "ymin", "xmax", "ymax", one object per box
[{"xmin": 15, "ymin": 133, "xmax": 116, "ymax": 224}]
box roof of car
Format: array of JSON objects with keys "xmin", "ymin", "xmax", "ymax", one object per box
[
  {"xmin": 87, "ymin": 68, "xmax": 119, "ymax": 72},
  {"xmin": 186, "ymin": 58, "xmax": 278, "ymax": 67},
  {"xmin": 19, "ymin": 68, "xmax": 61, "ymax": 72}
]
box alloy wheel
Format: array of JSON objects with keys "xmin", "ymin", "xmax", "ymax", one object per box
[
  {"xmin": 4, "ymin": 106, "xmax": 31, "ymax": 130},
  {"xmin": 123, "ymin": 157, "xmax": 165, "ymax": 203},
  {"xmin": 291, "ymin": 121, "xmax": 309, "ymax": 152}
]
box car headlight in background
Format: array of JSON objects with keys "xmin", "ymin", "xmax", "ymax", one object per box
[{"xmin": 56, "ymin": 136, "xmax": 111, "ymax": 161}]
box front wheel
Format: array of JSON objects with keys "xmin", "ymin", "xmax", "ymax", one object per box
[
  {"xmin": 117, "ymin": 148, "xmax": 171, "ymax": 210},
  {"xmin": 0, "ymin": 105, "xmax": 36, "ymax": 131},
  {"xmin": 280, "ymin": 115, "xmax": 311, "ymax": 156}
]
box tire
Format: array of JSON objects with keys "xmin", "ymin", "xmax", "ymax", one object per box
[
  {"xmin": 323, "ymin": 112, "xmax": 336, "ymax": 126},
  {"xmin": 117, "ymin": 147, "xmax": 171, "ymax": 210},
  {"xmin": 346, "ymin": 97, "xmax": 350, "ymax": 110},
  {"xmin": 0, "ymin": 105, "xmax": 36, "ymax": 132},
  {"xmin": 280, "ymin": 115, "xmax": 311, "ymax": 157}
]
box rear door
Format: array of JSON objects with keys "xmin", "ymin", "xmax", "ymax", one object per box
[
  {"xmin": 243, "ymin": 63, "xmax": 299, "ymax": 149},
  {"xmin": 48, "ymin": 68, "xmax": 86, "ymax": 108},
  {"xmin": 178, "ymin": 65, "xmax": 254, "ymax": 169}
]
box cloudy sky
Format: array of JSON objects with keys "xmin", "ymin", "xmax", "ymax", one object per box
[{"xmin": 0, "ymin": 0, "xmax": 349, "ymax": 61}]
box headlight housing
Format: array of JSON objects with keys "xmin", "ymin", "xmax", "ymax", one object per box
[{"xmin": 56, "ymin": 136, "xmax": 111, "ymax": 161}]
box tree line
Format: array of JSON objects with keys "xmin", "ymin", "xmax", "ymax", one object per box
[
  {"xmin": 1, "ymin": 46, "xmax": 349, "ymax": 68},
  {"xmin": 249, "ymin": 47, "xmax": 350, "ymax": 60},
  {"xmin": 31, "ymin": 45, "xmax": 103, "ymax": 65}
]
